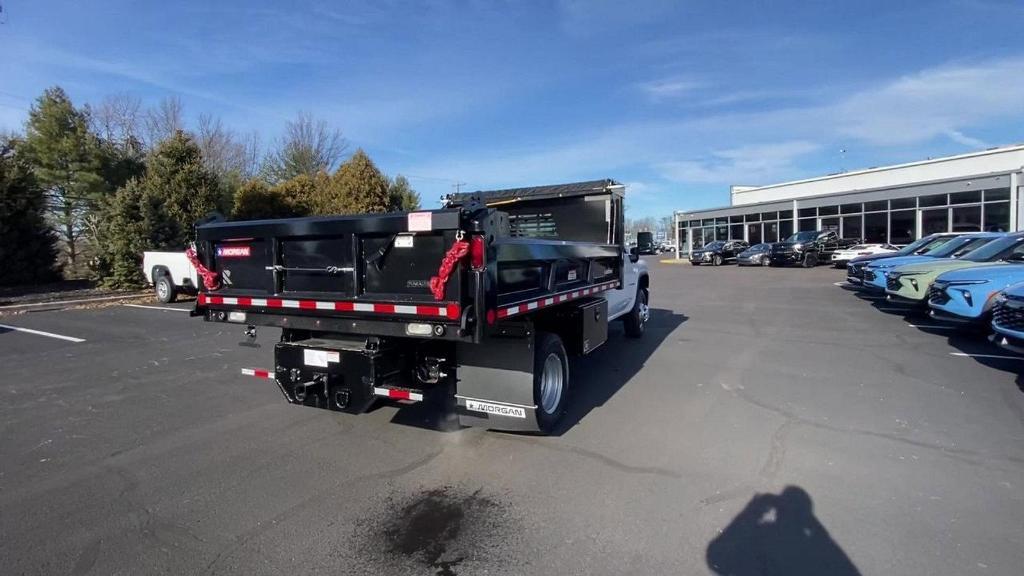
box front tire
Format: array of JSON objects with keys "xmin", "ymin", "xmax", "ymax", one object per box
[
  {"xmin": 801, "ymin": 253, "xmax": 817, "ymax": 268},
  {"xmin": 761, "ymin": 256, "xmax": 770, "ymax": 267},
  {"xmin": 624, "ymin": 287, "xmax": 649, "ymax": 338},
  {"xmin": 155, "ymin": 275, "xmax": 177, "ymax": 303},
  {"xmin": 712, "ymin": 254, "xmax": 723, "ymax": 266},
  {"xmin": 534, "ymin": 333, "xmax": 569, "ymax": 434}
]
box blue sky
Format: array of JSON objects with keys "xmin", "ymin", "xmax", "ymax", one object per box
[{"xmin": 2, "ymin": 0, "xmax": 1023, "ymax": 217}]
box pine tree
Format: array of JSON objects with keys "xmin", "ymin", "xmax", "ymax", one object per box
[
  {"xmin": 143, "ymin": 131, "xmax": 225, "ymax": 239},
  {"xmin": 322, "ymin": 149, "xmax": 390, "ymax": 215},
  {"xmin": 0, "ymin": 137, "xmax": 59, "ymax": 285},
  {"xmin": 387, "ymin": 174, "xmax": 421, "ymax": 211},
  {"xmin": 20, "ymin": 87, "xmax": 106, "ymax": 272},
  {"xmin": 95, "ymin": 131, "xmax": 223, "ymax": 288}
]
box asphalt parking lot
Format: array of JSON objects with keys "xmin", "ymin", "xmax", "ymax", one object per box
[{"xmin": 2, "ymin": 260, "xmax": 1022, "ymax": 575}]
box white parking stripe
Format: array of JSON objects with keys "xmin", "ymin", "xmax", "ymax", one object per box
[
  {"xmin": 125, "ymin": 304, "xmax": 190, "ymax": 312},
  {"xmin": 949, "ymin": 352, "xmax": 1023, "ymax": 360},
  {"xmin": 906, "ymin": 324, "xmax": 957, "ymax": 330},
  {"xmin": 0, "ymin": 323, "xmax": 85, "ymax": 343}
]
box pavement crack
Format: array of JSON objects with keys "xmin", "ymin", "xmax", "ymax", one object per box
[
  {"xmin": 760, "ymin": 419, "xmax": 795, "ymax": 480},
  {"xmin": 496, "ymin": 435, "xmax": 681, "ymax": 479}
]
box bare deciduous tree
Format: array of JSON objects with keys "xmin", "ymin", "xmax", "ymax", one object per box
[
  {"xmin": 145, "ymin": 96, "xmax": 184, "ymax": 146},
  {"xmin": 261, "ymin": 112, "xmax": 347, "ymax": 183},
  {"xmin": 91, "ymin": 93, "xmax": 143, "ymax": 150}
]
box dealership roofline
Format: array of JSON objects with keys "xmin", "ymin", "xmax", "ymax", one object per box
[{"xmin": 675, "ymin": 143, "xmax": 1024, "ymax": 217}]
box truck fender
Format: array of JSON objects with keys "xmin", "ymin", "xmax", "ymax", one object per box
[{"xmin": 151, "ymin": 265, "xmax": 173, "ymax": 285}]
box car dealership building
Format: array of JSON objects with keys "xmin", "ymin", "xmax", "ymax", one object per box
[{"xmin": 673, "ymin": 144, "xmax": 1024, "ymax": 256}]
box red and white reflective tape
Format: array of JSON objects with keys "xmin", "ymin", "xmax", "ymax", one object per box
[
  {"xmin": 495, "ymin": 280, "xmax": 620, "ymax": 319},
  {"xmin": 373, "ymin": 387, "xmax": 423, "ymax": 401},
  {"xmin": 241, "ymin": 368, "xmax": 275, "ymax": 379},
  {"xmin": 199, "ymin": 293, "xmax": 460, "ymax": 320}
]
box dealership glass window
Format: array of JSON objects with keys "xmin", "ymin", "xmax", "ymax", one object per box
[
  {"xmin": 760, "ymin": 211, "xmax": 778, "ymax": 221},
  {"xmin": 798, "ymin": 207, "xmax": 816, "ymax": 218},
  {"xmin": 842, "ymin": 215, "xmax": 862, "ymax": 240},
  {"xmin": 798, "ymin": 217, "xmax": 817, "ymax": 231},
  {"xmin": 985, "ymin": 188, "xmax": 1010, "ymax": 201},
  {"xmin": 864, "ymin": 212, "xmax": 887, "ymax": 243},
  {"xmin": 889, "ymin": 210, "xmax": 916, "ymax": 244},
  {"xmin": 984, "ymin": 202, "xmax": 1010, "ymax": 232},
  {"xmin": 864, "ymin": 200, "xmax": 887, "ymax": 212},
  {"xmin": 779, "ymin": 210, "xmax": 793, "ymax": 220},
  {"xmin": 702, "ymin": 218, "xmax": 714, "ymax": 226},
  {"xmin": 689, "ymin": 220, "xmax": 699, "ymax": 227},
  {"xmin": 950, "ymin": 190, "xmax": 981, "ymax": 204},
  {"xmin": 730, "ymin": 224, "xmax": 744, "ymax": 240},
  {"xmin": 921, "ymin": 208, "xmax": 948, "ymax": 235},
  {"xmin": 716, "ymin": 225, "xmax": 728, "ymax": 240},
  {"xmin": 746, "ymin": 212, "xmax": 761, "ymax": 222},
  {"xmin": 764, "ymin": 221, "xmax": 779, "ymax": 243},
  {"xmin": 840, "ymin": 203, "xmax": 862, "ymax": 214},
  {"xmin": 821, "ymin": 217, "xmax": 840, "ymax": 233},
  {"xmin": 818, "ymin": 205, "xmax": 838, "ymax": 216},
  {"xmin": 747, "ymin": 223, "xmax": 762, "ymax": 244},
  {"xmin": 890, "ymin": 197, "xmax": 916, "ymax": 210},
  {"xmin": 692, "ymin": 227, "xmax": 704, "ymax": 248},
  {"xmin": 919, "ymin": 194, "xmax": 947, "ymax": 207},
  {"xmin": 779, "ymin": 219, "xmax": 793, "ymax": 239},
  {"xmin": 951, "ymin": 205, "xmax": 981, "ymax": 232},
  {"xmin": 729, "ymin": 215, "xmax": 743, "ymax": 223},
  {"xmin": 716, "ymin": 218, "xmax": 728, "ymax": 226}
]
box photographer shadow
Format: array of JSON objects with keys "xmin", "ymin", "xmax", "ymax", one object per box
[{"xmin": 706, "ymin": 486, "xmax": 860, "ymax": 576}]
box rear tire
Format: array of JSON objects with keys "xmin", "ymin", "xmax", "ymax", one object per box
[
  {"xmin": 155, "ymin": 275, "xmax": 177, "ymax": 303},
  {"xmin": 624, "ymin": 287, "xmax": 649, "ymax": 338},
  {"xmin": 534, "ymin": 333, "xmax": 569, "ymax": 434}
]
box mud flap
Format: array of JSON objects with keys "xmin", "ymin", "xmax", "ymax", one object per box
[{"xmin": 455, "ymin": 333, "xmax": 541, "ymax": 432}]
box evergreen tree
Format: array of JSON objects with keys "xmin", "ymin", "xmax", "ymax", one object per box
[
  {"xmin": 0, "ymin": 137, "xmax": 59, "ymax": 285},
  {"xmin": 20, "ymin": 87, "xmax": 106, "ymax": 271},
  {"xmin": 232, "ymin": 178, "xmax": 310, "ymax": 220},
  {"xmin": 387, "ymin": 174, "xmax": 421, "ymax": 211},
  {"xmin": 143, "ymin": 130, "xmax": 225, "ymax": 239},
  {"xmin": 322, "ymin": 148, "xmax": 389, "ymax": 215},
  {"xmin": 95, "ymin": 131, "xmax": 223, "ymax": 288}
]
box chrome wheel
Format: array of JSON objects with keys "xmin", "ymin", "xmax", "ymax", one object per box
[
  {"xmin": 639, "ymin": 295, "xmax": 650, "ymax": 325},
  {"xmin": 156, "ymin": 280, "xmax": 168, "ymax": 300},
  {"xmin": 539, "ymin": 353, "xmax": 564, "ymax": 415}
]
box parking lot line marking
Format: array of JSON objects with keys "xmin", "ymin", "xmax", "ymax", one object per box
[
  {"xmin": 906, "ymin": 324, "xmax": 956, "ymax": 330},
  {"xmin": 949, "ymin": 352, "xmax": 1023, "ymax": 360},
  {"xmin": 0, "ymin": 323, "xmax": 85, "ymax": 343},
  {"xmin": 125, "ymin": 304, "xmax": 190, "ymax": 312}
]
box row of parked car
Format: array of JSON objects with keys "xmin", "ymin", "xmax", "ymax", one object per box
[
  {"xmin": 844, "ymin": 231, "xmax": 1024, "ymax": 352},
  {"xmin": 689, "ymin": 230, "xmax": 872, "ymax": 268}
]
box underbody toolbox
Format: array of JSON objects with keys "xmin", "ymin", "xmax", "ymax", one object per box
[{"xmin": 274, "ymin": 337, "xmax": 405, "ymax": 414}]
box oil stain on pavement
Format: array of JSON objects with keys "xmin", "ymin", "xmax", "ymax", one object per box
[{"xmin": 360, "ymin": 486, "xmax": 521, "ymax": 576}]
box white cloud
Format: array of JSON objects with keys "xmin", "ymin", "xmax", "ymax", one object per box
[
  {"xmin": 828, "ymin": 57, "xmax": 1024, "ymax": 146},
  {"xmin": 658, "ymin": 141, "xmax": 820, "ymax": 184},
  {"xmin": 944, "ymin": 129, "xmax": 989, "ymax": 149},
  {"xmin": 638, "ymin": 77, "xmax": 703, "ymax": 100}
]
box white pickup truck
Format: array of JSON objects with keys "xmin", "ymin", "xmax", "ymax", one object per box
[{"xmin": 141, "ymin": 251, "xmax": 199, "ymax": 303}]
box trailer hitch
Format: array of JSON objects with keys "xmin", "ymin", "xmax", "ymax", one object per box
[{"xmin": 239, "ymin": 325, "xmax": 260, "ymax": 348}]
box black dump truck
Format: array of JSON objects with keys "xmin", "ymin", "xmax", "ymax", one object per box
[{"xmin": 191, "ymin": 180, "xmax": 650, "ymax": 433}]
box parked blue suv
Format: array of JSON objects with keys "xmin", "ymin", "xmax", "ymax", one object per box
[
  {"xmin": 991, "ymin": 282, "xmax": 1024, "ymax": 354},
  {"xmin": 928, "ymin": 233, "xmax": 1024, "ymax": 325},
  {"xmin": 861, "ymin": 233, "xmax": 1003, "ymax": 292}
]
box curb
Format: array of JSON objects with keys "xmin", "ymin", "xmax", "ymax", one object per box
[{"xmin": 0, "ymin": 292, "xmax": 150, "ymax": 312}]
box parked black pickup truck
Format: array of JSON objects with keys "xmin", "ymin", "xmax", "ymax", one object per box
[{"xmin": 768, "ymin": 230, "xmax": 859, "ymax": 267}]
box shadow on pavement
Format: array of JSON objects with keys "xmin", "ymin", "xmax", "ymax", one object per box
[
  {"xmin": 551, "ymin": 307, "xmax": 687, "ymax": 436},
  {"xmin": 706, "ymin": 486, "xmax": 861, "ymax": 576},
  {"xmin": 385, "ymin": 307, "xmax": 687, "ymax": 435}
]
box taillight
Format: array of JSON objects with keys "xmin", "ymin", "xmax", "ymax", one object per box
[{"xmin": 470, "ymin": 235, "xmax": 485, "ymax": 269}]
